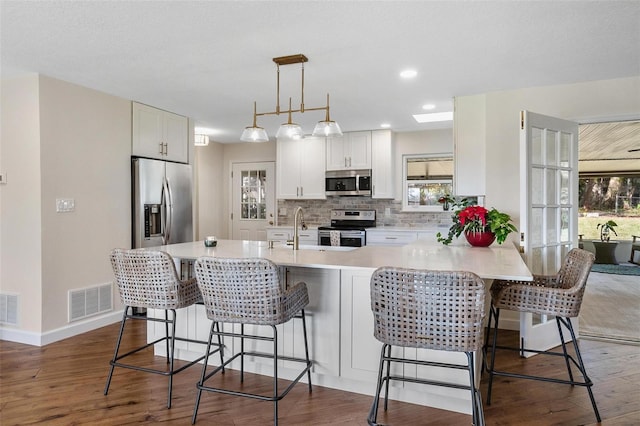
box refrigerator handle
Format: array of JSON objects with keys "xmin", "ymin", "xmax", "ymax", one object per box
[{"xmin": 164, "ymin": 176, "xmax": 173, "ymax": 244}]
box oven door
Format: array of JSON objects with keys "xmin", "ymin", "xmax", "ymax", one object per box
[{"xmin": 319, "ymin": 229, "xmax": 365, "ymax": 247}]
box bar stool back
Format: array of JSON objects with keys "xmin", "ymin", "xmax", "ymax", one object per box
[
  {"xmin": 368, "ymin": 267, "xmax": 487, "ymax": 426},
  {"xmin": 485, "ymin": 248, "xmax": 600, "ymax": 422},
  {"xmin": 192, "ymin": 257, "xmax": 312, "ymax": 425},
  {"xmin": 104, "ymin": 248, "xmax": 222, "ymax": 408}
]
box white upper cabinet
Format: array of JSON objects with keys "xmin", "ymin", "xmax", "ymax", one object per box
[
  {"xmin": 132, "ymin": 102, "xmax": 189, "ymax": 163},
  {"xmin": 276, "ymin": 136, "xmax": 326, "ymax": 200},
  {"xmin": 326, "ymin": 131, "xmax": 371, "ymax": 171},
  {"xmin": 371, "ymin": 129, "xmax": 395, "ymax": 199}
]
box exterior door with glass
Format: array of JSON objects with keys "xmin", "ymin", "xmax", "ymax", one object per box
[
  {"xmin": 231, "ymin": 162, "xmax": 275, "ymax": 241},
  {"xmin": 520, "ymin": 110, "xmax": 579, "ymax": 356}
]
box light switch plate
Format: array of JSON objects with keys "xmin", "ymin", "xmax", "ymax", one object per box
[
  {"xmin": 0, "ymin": 172, "xmax": 6, "ymax": 184},
  {"xmin": 56, "ymin": 198, "xmax": 75, "ymax": 212}
]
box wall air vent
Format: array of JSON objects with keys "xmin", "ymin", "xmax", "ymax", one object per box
[
  {"xmin": 0, "ymin": 293, "xmax": 18, "ymax": 325},
  {"xmin": 69, "ymin": 283, "xmax": 113, "ymax": 322}
]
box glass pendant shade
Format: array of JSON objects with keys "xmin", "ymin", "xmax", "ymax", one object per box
[
  {"xmin": 276, "ymin": 123, "xmax": 304, "ymax": 139},
  {"xmin": 312, "ymin": 120, "xmax": 343, "ymax": 137},
  {"xmin": 240, "ymin": 126, "xmax": 269, "ymax": 143}
]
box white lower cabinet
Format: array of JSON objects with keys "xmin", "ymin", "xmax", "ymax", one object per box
[
  {"xmin": 339, "ymin": 269, "xmax": 404, "ymax": 390},
  {"xmin": 283, "ymin": 267, "xmax": 340, "ymax": 375},
  {"xmin": 266, "ymin": 228, "xmax": 318, "ymax": 245},
  {"xmin": 340, "ymin": 269, "xmax": 377, "ymax": 381},
  {"xmin": 266, "ymin": 228, "xmax": 291, "ymax": 243},
  {"xmin": 366, "ymin": 230, "xmax": 418, "ymax": 246}
]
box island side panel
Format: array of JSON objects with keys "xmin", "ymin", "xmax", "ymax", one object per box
[{"xmin": 339, "ymin": 268, "xmax": 475, "ymax": 415}]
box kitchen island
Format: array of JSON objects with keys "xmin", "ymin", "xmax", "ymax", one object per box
[{"xmin": 145, "ymin": 239, "xmax": 532, "ymax": 416}]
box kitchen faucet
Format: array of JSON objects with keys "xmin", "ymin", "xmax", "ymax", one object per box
[{"xmin": 287, "ymin": 206, "xmax": 306, "ymax": 250}]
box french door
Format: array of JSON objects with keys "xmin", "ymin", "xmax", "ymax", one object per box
[
  {"xmin": 230, "ymin": 162, "xmax": 275, "ymax": 241},
  {"xmin": 519, "ymin": 110, "xmax": 579, "ymax": 355}
]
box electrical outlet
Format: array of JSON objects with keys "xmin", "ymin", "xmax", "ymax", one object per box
[
  {"xmin": 384, "ymin": 207, "xmax": 391, "ymax": 216},
  {"xmin": 0, "ymin": 172, "xmax": 6, "ymax": 184},
  {"xmin": 279, "ymin": 208, "xmax": 287, "ymax": 216},
  {"xmin": 56, "ymin": 198, "xmax": 75, "ymax": 212}
]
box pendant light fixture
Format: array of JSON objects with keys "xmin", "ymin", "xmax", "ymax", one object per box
[
  {"xmin": 240, "ymin": 54, "xmax": 343, "ymax": 142},
  {"xmin": 312, "ymin": 94, "xmax": 342, "ymax": 137},
  {"xmin": 240, "ymin": 102, "xmax": 269, "ymax": 143},
  {"xmin": 275, "ymin": 98, "xmax": 304, "ymax": 139}
]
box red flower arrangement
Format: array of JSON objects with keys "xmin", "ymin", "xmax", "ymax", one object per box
[{"xmin": 437, "ymin": 204, "xmax": 517, "ymax": 245}]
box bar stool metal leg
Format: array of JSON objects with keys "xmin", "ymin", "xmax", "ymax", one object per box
[
  {"xmin": 167, "ymin": 309, "xmax": 176, "ymax": 408},
  {"xmin": 300, "ymin": 310, "xmax": 312, "ymax": 392},
  {"xmin": 556, "ymin": 317, "xmax": 575, "ymax": 383},
  {"xmin": 486, "ymin": 305, "xmax": 500, "ymax": 405},
  {"xmin": 383, "ymin": 344, "xmax": 392, "ymax": 411},
  {"xmin": 104, "ymin": 306, "xmax": 130, "ymax": 396},
  {"xmin": 192, "ymin": 320, "xmax": 219, "ymax": 425},
  {"xmin": 564, "ymin": 318, "xmax": 601, "ymax": 422},
  {"xmin": 368, "ymin": 344, "xmax": 388, "ymax": 426}
]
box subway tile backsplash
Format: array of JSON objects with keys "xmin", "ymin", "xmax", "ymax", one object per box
[{"xmin": 276, "ymin": 198, "xmax": 452, "ymax": 227}]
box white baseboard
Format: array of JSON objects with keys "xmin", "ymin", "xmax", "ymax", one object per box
[{"xmin": 0, "ymin": 310, "xmax": 123, "ymax": 347}]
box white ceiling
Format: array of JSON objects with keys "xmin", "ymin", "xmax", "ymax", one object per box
[{"xmin": 1, "ymin": 1, "xmax": 639, "ymax": 144}]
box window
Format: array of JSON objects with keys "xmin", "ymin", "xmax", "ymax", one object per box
[
  {"xmin": 402, "ymin": 154, "xmax": 453, "ymax": 211},
  {"xmin": 578, "ymin": 175, "xmax": 640, "ymax": 240},
  {"xmin": 240, "ymin": 169, "xmax": 267, "ymax": 219}
]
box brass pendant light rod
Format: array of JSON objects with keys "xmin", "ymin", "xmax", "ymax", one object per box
[
  {"xmin": 300, "ymin": 61, "xmax": 305, "ymax": 113},
  {"xmin": 276, "ymin": 63, "xmax": 280, "ymax": 115},
  {"xmin": 252, "ymin": 101, "xmax": 259, "ymax": 127},
  {"xmin": 324, "ymin": 93, "xmax": 331, "ymax": 121}
]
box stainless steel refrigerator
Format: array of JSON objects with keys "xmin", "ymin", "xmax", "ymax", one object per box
[{"xmin": 132, "ymin": 157, "xmax": 193, "ymax": 249}]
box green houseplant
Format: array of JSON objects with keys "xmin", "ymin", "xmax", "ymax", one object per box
[
  {"xmin": 597, "ymin": 220, "xmax": 618, "ymax": 242},
  {"xmin": 437, "ymin": 204, "xmax": 517, "ymax": 246}
]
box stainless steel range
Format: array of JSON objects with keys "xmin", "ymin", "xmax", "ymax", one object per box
[{"xmin": 318, "ymin": 209, "xmax": 376, "ymax": 247}]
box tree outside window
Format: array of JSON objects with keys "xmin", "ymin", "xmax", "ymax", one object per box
[{"xmin": 578, "ymin": 176, "xmax": 640, "ymax": 240}]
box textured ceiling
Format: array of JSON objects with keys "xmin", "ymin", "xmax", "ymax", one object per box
[{"xmin": 1, "ymin": 1, "xmax": 639, "ymax": 146}]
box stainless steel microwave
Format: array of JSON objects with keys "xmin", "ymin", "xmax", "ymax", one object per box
[{"xmin": 325, "ymin": 169, "xmax": 372, "ymax": 196}]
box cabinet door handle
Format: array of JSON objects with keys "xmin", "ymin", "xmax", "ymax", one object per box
[
  {"xmin": 385, "ymin": 236, "xmax": 398, "ymax": 240},
  {"xmin": 296, "ymin": 187, "xmax": 299, "ymax": 197},
  {"xmin": 348, "ymin": 157, "xmax": 352, "ymax": 167},
  {"xmin": 300, "ymin": 186, "xmax": 304, "ymax": 197},
  {"xmin": 164, "ymin": 143, "xmax": 168, "ymax": 155},
  {"xmin": 344, "ymin": 157, "xmax": 347, "ymax": 168},
  {"xmin": 159, "ymin": 142, "xmax": 164, "ymax": 155}
]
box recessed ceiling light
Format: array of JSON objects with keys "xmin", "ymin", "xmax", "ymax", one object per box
[
  {"xmin": 422, "ymin": 104, "xmax": 436, "ymax": 110},
  {"xmin": 412, "ymin": 111, "xmax": 454, "ymax": 123},
  {"xmin": 380, "ymin": 123, "xmax": 391, "ymax": 128},
  {"xmin": 399, "ymin": 69, "xmax": 417, "ymax": 79}
]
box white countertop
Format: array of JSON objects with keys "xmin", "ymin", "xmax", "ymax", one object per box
[{"xmin": 148, "ymin": 239, "xmax": 532, "ymax": 281}]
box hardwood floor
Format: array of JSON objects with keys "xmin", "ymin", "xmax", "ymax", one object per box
[{"xmin": 1, "ymin": 320, "xmax": 638, "ymax": 425}]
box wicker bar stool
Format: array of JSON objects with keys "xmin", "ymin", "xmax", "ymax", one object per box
[
  {"xmin": 104, "ymin": 248, "xmax": 224, "ymax": 408},
  {"xmin": 192, "ymin": 257, "xmax": 312, "ymax": 425},
  {"xmin": 368, "ymin": 267, "xmax": 487, "ymax": 426},
  {"xmin": 484, "ymin": 248, "xmax": 601, "ymax": 422}
]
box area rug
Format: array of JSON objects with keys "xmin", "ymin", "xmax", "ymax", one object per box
[
  {"xmin": 591, "ymin": 263, "xmax": 640, "ymax": 276},
  {"xmin": 580, "ymin": 271, "xmax": 640, "ymax": 345}
]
